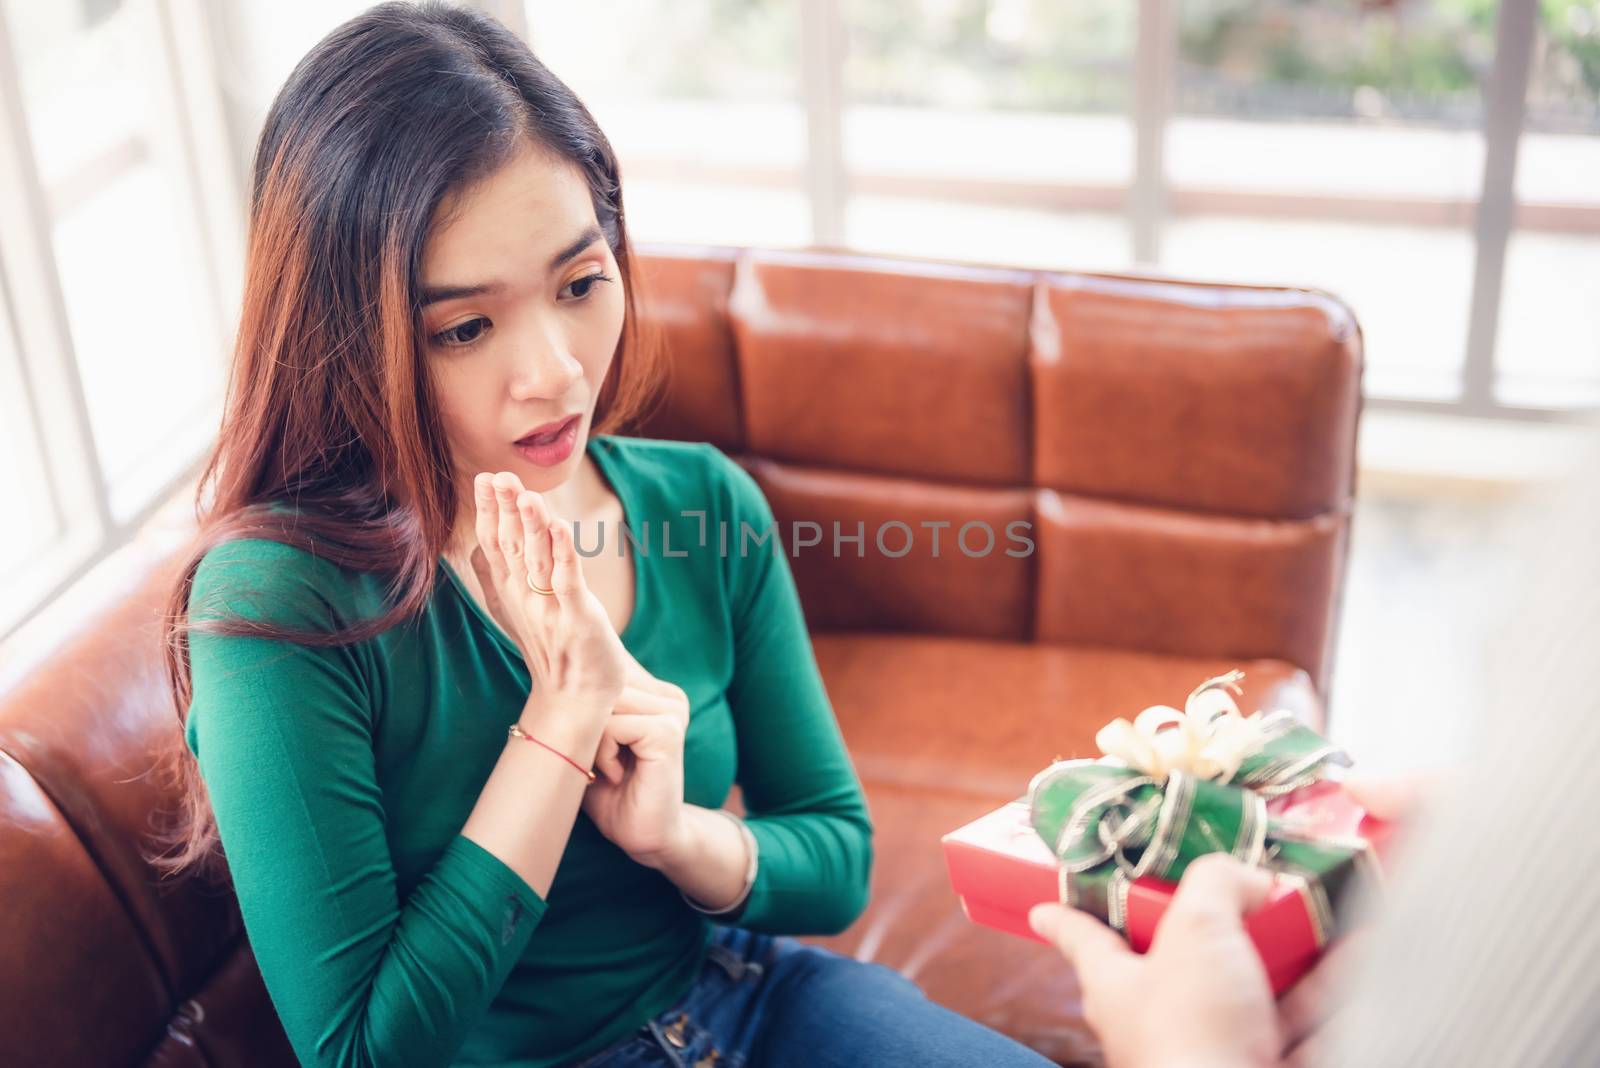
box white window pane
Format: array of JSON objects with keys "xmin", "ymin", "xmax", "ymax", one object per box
[
  {"xmin": 528, "ymin": 0, "xmax": 796, "ymax": 105},
  {"xmin": 526, "ymin": 1, "xmax": 801, "ymax": 248},
  {"xmin": 1495, "ymin": 231, "xmax": 1600, "ymax": 409},
  {"xmin": 1168, "ymin": 119, "xmax": 1484, "ymax": 201},
  {"xmin": 4, "ymin": 1, "xmax": 144, "ymax": 189},
  {"xmin": 846, "ymin": 196, "xmax": 1129, "ymax": 274},
  {"xmin": 595, "ymin": 100, "xmax": 805, "ymax": 175},
  {"xmin": 1500, "ymin": 0, "xmax": 1600, "ymax": 410},
  {"xmin": 623, "ymin": 181, "xmax": 810, "ymax": 249},
  {"xmin": 5, "ymin": 0, "xmax": 223, "ymax": 523},
  {"xmin": 1175, "ymin": 0, "xmax": 1492, "ymax": 162},
  {"xmin": 1162, "ymin": 217, "xmax": 1474, "ymax": 402},
  {"xmin": 841, "ymin": 0, "xmax": 1134, "ymax": 259},
  {"xmin": 0, "ymin": 299, "xmax": 56, "ymax": 574},
  {"xmin": 223, "ymin": 1, "xmax": 373, "ymax": 133},
  {"xmin": 1517, "ymin": 133, "xmax": 1600, "ymax": 206},
  {"xmin": 847, "ymin": 108, "xmax": 1133, "ymax": 188},
  {"xmin": 50, "ymin": 163, "xmax": 220, "ymax": 521},
  {"xmin": 1172, "ymin": 0, "xmax": 1491, "ymax": 199},
  {"xmin": 1169, "ymin": 1, "xmax": 1496, "ymax": 402}
]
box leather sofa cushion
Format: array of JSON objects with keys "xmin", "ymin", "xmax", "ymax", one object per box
[{"xmin": 814, "ymin": 633, "xmax": 1321, "ymax": 799}]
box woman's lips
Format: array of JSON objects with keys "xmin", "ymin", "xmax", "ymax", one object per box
[
  {"xmin": 511, "ymin": 416, "xmax": 580, "ymax": 466},
  {"xmin": 516, "ymin": 414, "xmax": 579, "ymax": 445}
]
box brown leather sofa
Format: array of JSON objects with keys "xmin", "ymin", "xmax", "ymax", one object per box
[{"xmin": 0, "ymin": 244, "xmax": 1362, "ymax": 1067}]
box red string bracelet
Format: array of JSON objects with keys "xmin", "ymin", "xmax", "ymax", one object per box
[{"xmin": 507, "ymin": 723, "xmax": 597, "ymax": 784}]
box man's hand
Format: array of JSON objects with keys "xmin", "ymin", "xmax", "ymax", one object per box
[
  {"xmin": 1030, "ymin": 772, "xmax": 1442, "ymax": 1067},
  {"xmin": 1276, "ymin": 933, "xmax": 1368, "ymax": 1066},
  {"xmin": 1028, "ymin": 854, "xmax": 1282, "ymax": 1068},
  {"xmin": 1270, "ymin": 770, "xmax": 1442, "ymax": 1063}
]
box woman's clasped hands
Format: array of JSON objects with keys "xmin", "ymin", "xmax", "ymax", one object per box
[{"xmin": 466, "ymin": 470, "xmax": 692, "ymax": 868}]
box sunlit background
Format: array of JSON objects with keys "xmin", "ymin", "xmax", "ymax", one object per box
[{"xmin": 2, "ymin": 0, "xmax": 1597, "ymax": 769}]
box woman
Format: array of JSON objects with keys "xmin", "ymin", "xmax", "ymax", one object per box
[{"xmin": 155, "ymin": 4, "xmax": 1054, "ymax": 1066}]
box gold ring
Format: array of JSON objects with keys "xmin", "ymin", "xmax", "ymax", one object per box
[{"xmin": 527, "ymin": 573, "xmax": 555, "ymax": 596}]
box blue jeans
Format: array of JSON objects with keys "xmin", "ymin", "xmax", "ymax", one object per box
[{"xmin": 567, "ymin": 925, "xmax": 1055, "ymax": 1068}]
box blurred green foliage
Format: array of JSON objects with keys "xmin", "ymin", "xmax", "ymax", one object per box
[
  {"xmin": 644, "ymin": 0, "xmax": 798, "ymax": 99},
  {"xmin": 844, "ymin": 0, "xmax": 1134, "ymax": 111},
  {"xmin": 1185, "ymin": 0, "xmax": 1596, "ymax": 99},
  {"xmin": 648, "ymin": 0, "xmax": 1597, "ymax": 125},
  {"xmin": 1544, "ymin": 0, "xmax": 1600, "ymax": 95}
]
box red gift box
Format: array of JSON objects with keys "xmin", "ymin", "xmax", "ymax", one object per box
[{"xmin": 942, "ymin": 779, "xmax": 1395, "ymax": 995}]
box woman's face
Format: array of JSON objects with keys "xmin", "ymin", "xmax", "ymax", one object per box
[{"xmin": 420, "ymin": 140, "xmax": 625, "ymax": 503}]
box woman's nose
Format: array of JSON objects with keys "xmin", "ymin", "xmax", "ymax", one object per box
[{"xmin": 508, "ymin": 329, "xmax": 583, "ymax": 401}]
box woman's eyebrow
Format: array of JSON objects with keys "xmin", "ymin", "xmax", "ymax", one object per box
[
  {"xmin": 420, "ymin": 281, "xmax": 502, "ymax": 307},
  {"xmin": 419, "ymin": 224, "xmax": 605, "ymax": 308},
  {"xmin": 547, "ymin": 224, "xmax": 603, "ymax": 272}
]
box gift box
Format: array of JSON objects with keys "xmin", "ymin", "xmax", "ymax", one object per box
[{"xmin": 941, "ymin": 672, "xmax": 1396, "ymax": 996}]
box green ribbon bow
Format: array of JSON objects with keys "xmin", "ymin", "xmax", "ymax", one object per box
[{"xmin": 1027, "ymin": 672, "xmax": 1379, "ymax": 946}]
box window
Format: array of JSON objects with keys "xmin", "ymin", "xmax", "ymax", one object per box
[
  {"xmin": 524, "ymin": 0, "xmax": 1600, "ymax": 418},
  {"xmin": 840, "ymin": 0, "xmax": 1136, "ymax": 272},
  {"xmin": 3, "ymin": 0, "xmax": 1595, "ymax": 638},
  {"xmin": 524, "ymin": 0, "xmax": 811, "ymax": 249},
  {"xmin": 1164, "ymin": 0, "xmax": 1495, "ymax": 401},
  {"xmin": 5, "ymin": 0, "xmax": 229, "ymax": 521},
  {"xmin": 1497, "ymin": 0, "xmax": 1600, "ymax": 407},
  {"xmin": 0, "ymin": 285, "xmax": 56, "ymax": 575},
  {"xmin": 0, "ymin": 0, "xmax": 236, "ymax": 637}
]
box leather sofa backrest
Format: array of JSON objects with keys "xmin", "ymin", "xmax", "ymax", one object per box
[{"xmin": 631, "ymin": 247, "xmax": 1362, "ymax": 691}]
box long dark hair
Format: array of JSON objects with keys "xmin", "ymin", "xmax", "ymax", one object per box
[{"xmin": 150, "ymin": 1, "xmax": 662, "ymax": 880}]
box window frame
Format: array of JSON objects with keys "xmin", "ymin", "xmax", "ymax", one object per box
[{"xmin": 0, "ymin": 0, "xmax": 238, "ymax": 640}]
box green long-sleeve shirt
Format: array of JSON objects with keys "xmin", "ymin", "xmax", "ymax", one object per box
[{"xmin": 184, "ymin": 434, "xmax": 873, "ymax": 1068}]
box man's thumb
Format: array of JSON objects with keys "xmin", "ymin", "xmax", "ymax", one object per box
[{"xmin": 1029, "ymin": 902, "xmax": 1130, "ymax": 971}]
